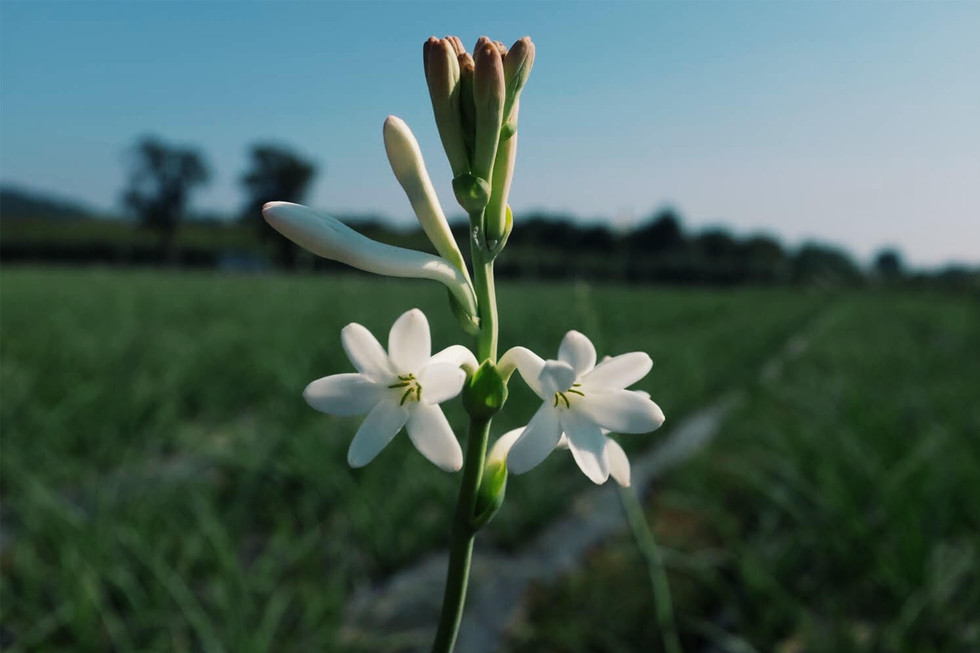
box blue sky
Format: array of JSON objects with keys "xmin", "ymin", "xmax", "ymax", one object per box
[{"xmin": 2, "ymin": 1, "xmax": 978, "ymax": 266}]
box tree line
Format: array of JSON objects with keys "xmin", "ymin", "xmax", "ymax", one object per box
[{"xmin": 4, "ymin": 135, "xmax": 974, "ymax": 290}]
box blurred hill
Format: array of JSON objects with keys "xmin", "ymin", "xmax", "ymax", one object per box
[{"xmin": 0, "ymin": 185, "xmax": 100, "ymax": 221}]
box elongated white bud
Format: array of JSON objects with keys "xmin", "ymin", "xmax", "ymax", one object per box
[
  {"xmin": 383, "ymin": 116, "xmax": 469, "ymax": 277},
  {"xmin": 262, "ymin": 202, "xmax": 478, "ymax": 320}
]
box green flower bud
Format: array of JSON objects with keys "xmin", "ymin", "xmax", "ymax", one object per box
[
  {"xmin": 452, "ymin": 173, "xmax": 491, "ymax": 215},
  {"xmin": 462, "ymin": 359, "xmax": 508, "ymax": 420},
  {"xmin": 484, "ymin": 127, "xmax": 517, "ymax": 247},
  {"xmin": 473, "ymin": 455, "xmax": 507, "ymax": 528}
]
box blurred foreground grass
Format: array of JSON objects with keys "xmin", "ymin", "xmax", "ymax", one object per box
[{"xmin": 3, "ymin": 268, "xmax": 970, "ymax": 651}]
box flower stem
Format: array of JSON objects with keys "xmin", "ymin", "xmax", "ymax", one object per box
[
  {"xmin": 430, "ymin": 210, "xmax": 501, "ymax": 653},
  {"xmin": 619, "ymin": 486, "xmax": 683, "ymax": 653},
  {"xmin": 472, "ymin": 257, "xmax": 498, "ymax": 362},
  {"xmin": 430, "ymin": 416, "xmax": 492, "ymax": 653},
  {"xmin": 468, "ymin": 209, "xmax": 498, "ymax": 363}
]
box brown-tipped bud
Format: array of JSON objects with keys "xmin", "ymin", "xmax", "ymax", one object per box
[
  {"xmin": 474, "ymin": 35, "xmax": 493, "ymax": 52},
  {"xmin": 503, "ymin": 36, "xmax": 535, "ymax": 124},
  {"xmin": 424, "ymin": 37, "xmax": 469, "ymax": 178},
  {"xmin": 472, "ymin": 41, "xmax": 505, "ymax": 184},
  {"xmin": 494, "ymin": 40, "xmax": 508, "ymax": 57},
  {"xmin": 445, "ymin": 35, "xmax": 465, "ymax": 57},
  {"xmin": 457, "ymin": 52, "xmax": 477, "ymax": 155},
  {"xmin": 423, "ymin": 36, "xmax": 439, "ymax": 71}
]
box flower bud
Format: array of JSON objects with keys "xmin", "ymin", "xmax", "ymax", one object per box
[
  {"xmin": 452, "ymin": 173, "xmax": 491, "ymax": 215},
  {"xmin": 383, "ymin": 115, "xmax": 469, "ymax": 276},
  {"xmin": 484, "ymin": 127, "xmax": 517, "ymax": 248},
  {"xmin": 473, "ymin": 426, "xmax": 522, "ymax": 527},
  {"xmin": 262, "ymin": 202, "xmax": 478, "ymax": 320},
  {"xmin": 445, "ymin": 35, "xmax": 465, "ymax": 57},
  {"xmin": 457, "ymin": 52, "xmax": 477, "ymax": 155},
  {"xmin": 502, "ymin": 36, "xmax": 534, "ymax": 126},
  {"xmin": 462, "ymin": 359, "xmax": 508, "ymax": 419},
  {"xmin": 471, "ymin": 39, "xmax": 505, "ymax": 185},
  {"xmin": 423, "ymin": 37, "xmax": 469, "ymax": 178}
]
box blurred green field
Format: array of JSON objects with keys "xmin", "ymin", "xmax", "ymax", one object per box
[{"xmin": 1, "ymin": 268, "xmax": 973, "ymax": 652}]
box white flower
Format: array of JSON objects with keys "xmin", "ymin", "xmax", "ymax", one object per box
[
  {"xmin": 262, "ymin": 202, "xmax": 478, "ymax": 324},
  {"xmin": 498, "ymin": 331, "xmax": 665, "ymax": 484},
  {"xmin": 303, "ymin": 308, "xmax": 477, "ymax": 472}
]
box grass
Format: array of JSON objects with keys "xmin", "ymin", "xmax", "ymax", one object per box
[
  {"xmin": 508, "ymin": 293, "xmax": 980, "ymax": 653},
  {"xmin": 0, "ymin": 267, "xmax": 823, "ymax": 652}
]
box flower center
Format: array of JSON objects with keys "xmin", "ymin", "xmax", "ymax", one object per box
[
  {"xmin": 388, "ymin": 373, "xmax": 423, "ymax": 405},
  {"xmin": 552, "ymin": 383, "xmax": 584, "ymax": 409}
]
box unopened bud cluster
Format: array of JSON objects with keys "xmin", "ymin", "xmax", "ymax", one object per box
[{"xmin": 424, "ymin": 35, "xmax": 535, "ymax": 250}]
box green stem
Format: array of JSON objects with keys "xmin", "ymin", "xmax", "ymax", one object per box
[
  {"xmin": 430, "ymin": 417, "xmax": 492, "ymax": 653},
  {"xmin": 430, "ymin": 209, "xmax": 501, "ymax": 653},
  {"xmin": 619, "ymin": 486, "xmax": 683, "ymax": 653},
  {"xmin": 472, "ymin": 257, "xmax": 498, "ymax": 362}
]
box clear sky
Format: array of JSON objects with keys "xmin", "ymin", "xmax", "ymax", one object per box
[{"xmin": 2, "ymin": 0, "xmax": 978, "ymax": 267}]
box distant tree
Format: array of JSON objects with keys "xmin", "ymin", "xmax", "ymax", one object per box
[
  {"xmin": 632, "ymin": 207, "xmax": 685, "ymax": 253},
  {"xmin": 793, "ymin": 242, "xmax": 863, "ymax": 286},
  {"xmin": 738, "ymin": 234, "xmax": 789, "ymax": 283},
  {"xmin": 122, "ymin": 136, "xmax": 209, "ymax": 261},
  {"xmin": 240, "ymin": 144, "xmax": 317, "ymax": 268},
  {"xmin": 873, "ymin": 248, "xmax": 904, "ymax": 281},
  {"xmin": 694, "ymin": 228, "xmax": 738, "ymax": 259}
]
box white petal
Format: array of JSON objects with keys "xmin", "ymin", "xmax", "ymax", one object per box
[
  {"xmin": 538, "ymin": 360, "xmax": 577, "ymax": 396},
  {"xmin": 498, "ymin": 346, "xmax": 545, "ymax": 397},
  {"xmin": 605, "ymin": 437, "xmax": 631, "ymax": 487},
  {"xmin": 429, "ymin": 345, "xmax": 479, "ymax": 372},
  {"xmin": 342, "ymin": 323, "xmax": 395, "ymax": 381},
  {"xmin": 558, "ymin": 330, "xmax": 597, "ymax": 376},
  {"xmin": 262, "ymin": 202, "xmax": 478, "ymax": 319},
  {"xmin": 347, "ymin": 401, "xmax": 410, "ymax": 468},
  {"xmin": 578, "ymin": 390, "xmax": 665, "ymax": 434},
  {"xmin": 303, "ymin": 373, "xmax": 380, "ymax": 416},
  {"xmin": 416, "ymin": 363, "xmax": 466, "ymax": 404},
  {"xmin": 561, "ymin": 409, "xmax": 610, "ymax": 484},
  {"xmin": 488, "ymin": 428, "xmax": 524, "ymax": 466},
  {"xmin": 581, "ymin": 352, "xmax": 653, "ymax": 390},
  {"xmin": 383, "ymin": 116, "xmax": 467, "ymax": 272},
  {"xmin": 388, "ymin": 308, "xmax": 430, "ymax": 372},
  {"xmin": 405, "ymin": 402, "xmax": 463, "ymax": 471},
  {"xmin": 556, "ymin": 433, "xmax": 570, "ymax": 449},
  {"xmin": 507, "ymin": 404, "xmax": 563, "ymax": 474}
]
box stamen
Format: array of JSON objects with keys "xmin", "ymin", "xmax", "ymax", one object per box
[{"xmin": 393, "ymin": 373, "xmax": 423, "ymax": 405}]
